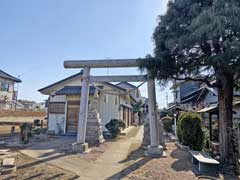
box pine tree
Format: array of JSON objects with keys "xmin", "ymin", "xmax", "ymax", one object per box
[{"xmin": 140, "ymin": 0, "xmax": 240, "ymax": 167}]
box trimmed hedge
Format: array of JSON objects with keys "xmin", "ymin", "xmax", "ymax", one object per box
[
  {"xmin": 105, "ymin": 119, "xmax": 126, "ymax": 138},
  {"xmin": 177, "ymin": 112, "xmax": 204, "ymax": 151},
  {"xmin": 161, "ymin": 116, "xmax": 173, "ymax": 132}
]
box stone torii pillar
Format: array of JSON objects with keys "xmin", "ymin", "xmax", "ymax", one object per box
[
  {"xmin": 146, "ymin": 79, "xmax": 163, "ymax": 157},
  {"xmin": 77, "ymin": 67, "xmax": 90, "ymax": 143},
  {"xmin": 64, "ymin": 59, "xmax": 163, "ymax": 156},
  {"xmin": 72, "ymin": 67, "xmax": 91, "ymax": 152}
]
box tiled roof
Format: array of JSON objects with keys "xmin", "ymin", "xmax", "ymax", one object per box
[
  {"xmin": 55, "ymin": 86, "xmax": 97, "ymax": 95},
  {"xmin": 0, "ymin": 70, "xmax": 21, "ymax": 82}
]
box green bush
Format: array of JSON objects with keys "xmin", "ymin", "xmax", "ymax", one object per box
[
  {"xmin": 177, "ymin": 112, "xmax": 204, "ymax": 150},
  {"xmin": 105, "ymin": 119, "xmax": 126, "ymax": 138},
  {"xmin": 20, "ymin": 123, "xmax": 32, "ymax": 144},
  {"xmin": 161, "ymin": 116, "xmax": 173, "ymax": 132}
]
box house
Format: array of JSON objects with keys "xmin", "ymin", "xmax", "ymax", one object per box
[
  {"xmin": 116, "ymin": 82, "xmax": 141, "ymax": 100},
  {"xmin": 0, "ymin": 70, "xmax": 21, "ymax": 110},
  {"xmin": 115, "ymin": 82, "xmax": 142, "ymax": 124},
  {"xmin": 17, "ymin": 100, "xmax": 37, "ymax": 110},
  {"xmin": 16, "ymin": 100, "xmax": 46, "ymax": 111},
  {"xmin": 39, "ymin": 72, "xmax": 136, "ymax": 135},
  {"xmin": 115, "ymin": 82, "xmax": 154, "ymax": 124},
  {"xmin": 169, "ymin": 80, "xmax": 240, "ymax": 146},
  {"xmin": 170, "ymin": 80, "xmax": 240, "ymax": 112},
  {"xmin": 171, "ymin": 80, "xmax": 201, "ymax": 105}
]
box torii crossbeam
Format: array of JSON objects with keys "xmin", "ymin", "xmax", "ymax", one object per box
[{"xmin": 64, "ymin": 59, "xmax": 163, "ymax": 157}]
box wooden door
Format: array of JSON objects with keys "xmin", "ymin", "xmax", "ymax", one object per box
[{"xmin": 66, "ymin": 101, "xmax": 80, "ymax": 134}]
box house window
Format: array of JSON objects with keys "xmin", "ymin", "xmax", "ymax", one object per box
[
  {"xmin": 115, "ymin": 96, "xmax": 118, "ymax": 105},
  {"xmin": 48, "ymin": 102, "xmax": 65, "ymax": 114},
  {"xmin": 1, "ymin": 82, "xmax": 9, "ymax": 92}
]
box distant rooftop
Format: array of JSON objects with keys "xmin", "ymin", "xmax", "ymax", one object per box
[
  {"xmin": 0, "ymin": 69, "xmax": 21, "ymax": 83},
  {"xmin": 116, "ymin": 82, "xmax": 137, "ymax": 89}
]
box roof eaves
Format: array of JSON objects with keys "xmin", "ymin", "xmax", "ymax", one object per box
[
  {"xmin": 38, "ymin": 72, "xmax": 83, "ymax": 92},
  {"xmin": 0, "ymin": 70, "xmax": 21, "ymax": 83}
]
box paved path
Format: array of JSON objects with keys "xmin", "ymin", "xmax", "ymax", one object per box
[{"xmin": 20, "ymin": 126, "xmax": 144, "ymax": 180}]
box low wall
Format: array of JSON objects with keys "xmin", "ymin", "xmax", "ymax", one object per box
[
  {"xmin": 0, "ymin": 116, "xmax": 46, "ymax": 124},
  {"xmin": 0, "ymin": 116, "xmax": 47, "ymax": 137},
  {"xmin": 0, "ymin": 110, "xmax": 46, "ymax": 118}
]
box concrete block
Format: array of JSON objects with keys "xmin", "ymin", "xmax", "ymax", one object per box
[
  {"xmin": 72, "ymin": 143, "xmax": 91, "ymax": 153},
  {"xmin": 145, "ymin": 145, "xmax": 163, "ymax": 158}
]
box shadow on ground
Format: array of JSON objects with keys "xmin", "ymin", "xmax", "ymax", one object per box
[{"xmin": 106, "ymin": 145, "xmax": 151, "ymax": 180}]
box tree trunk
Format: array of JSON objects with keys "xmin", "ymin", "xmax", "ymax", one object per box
[{"xmin": 218, "ymin": 74, "xmax": 234, "ymax": 164}]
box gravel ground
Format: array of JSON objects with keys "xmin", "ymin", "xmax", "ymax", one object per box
[
  {"xmin": 119, "ymin": 143, "xmax": 237, "ymax": 180},
  {"xmin": 0, "ymin": 129, "xmax": 238, "ymax": 180},
  {"xmin": 0, "ymin": 152, "xmax": 79, "ymax": 180}
]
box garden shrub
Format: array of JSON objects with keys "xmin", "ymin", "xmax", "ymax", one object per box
[
  {"xmin": 161, "ymin": 116, "xmax": 173, "ymax": 132},
  {"xmin": 105, "ymin": 119, "xmax": 126, "ymax": 138},
  {"xmin": 20, "ymin": 123, "xmax": 32, "ymax": 144},
  {"xmin": 177, "ymin": 112, "xmax": 204, "ymax": 151}
]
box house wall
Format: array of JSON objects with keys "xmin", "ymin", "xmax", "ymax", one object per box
[
  {"xmin": 48, "ymin": 95, "xmax": 66, "ymax": 134},
  {"xmin": 46, "ymin": 79, "xmax": 83, "ymax": 134},
  {"xmin": 44, "ymin": 77, "xmax": 134, "ymax": 134},
  {"xmin": 203, "ymin": 91, "xmax": 218, "ymax": 107},
  {"xmin": 48, "ymin": 113, "xmax": 65, "ymax": 133},
  {"xmin": 0, "ymin": 77, "xmax": 15, "ymax": 109},
  {"xmin": 98, "ymin": 92, "xmax": 120, "ymax": 131},
  {"xmin": 119, "ymin": 94, "xmax": 130, "ymax": 105}
]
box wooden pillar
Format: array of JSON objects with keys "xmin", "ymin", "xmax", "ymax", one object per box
[
  {"xmin": 41, "ymin": 120, "xmax": 43, "ymax": 129},
  {"xmin": 11, "ymin": 126, "xmax": 15, "ymax": 135},
  {"xmin": 77, "ymin": 67, "xmax": 90, "ymax": 144}
]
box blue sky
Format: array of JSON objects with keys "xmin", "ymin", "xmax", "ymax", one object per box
[{"xmin": 0, "ymin": 0, "xmax": 172, "ymax": 108}]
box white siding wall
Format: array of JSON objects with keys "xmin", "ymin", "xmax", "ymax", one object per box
[
  {"xmin": 98, "ymin": 93, "xmax": 120, "ymax": 131},
  {"xmin": 48, "ymin": 95, "xmax": 66, "ymax": 134},
  {"xmin": 119, "ymin": 94, "xmax": 130, "ymax": 105},
  {"xmin": 48, "ymin": 114, "xmax": 65, "ymax": 134},
  {"xmin": 49, "ymin": 95, "xmax": 66, "ymax": 102}
]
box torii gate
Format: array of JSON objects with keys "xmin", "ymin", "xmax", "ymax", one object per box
[{"xmin": 64, "ymin": 59, "xmax": 163, "ymax": 157}]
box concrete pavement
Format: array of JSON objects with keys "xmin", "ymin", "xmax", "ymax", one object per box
[{"xmin": 20, "ymin": 126, "xmax": 144, "ymax": 180}]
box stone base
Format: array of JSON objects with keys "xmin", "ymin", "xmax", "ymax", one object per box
[
  {"xmin": 86, "ymin": 111, "xmax": 105, "ymax": 146},
  {"xmin": 72, "ymin": 143, "xmax": 91, "ymax": 153},
  {"xmin": 145, "ymin": 145, "xmax": 163, "ymax": 158}
]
